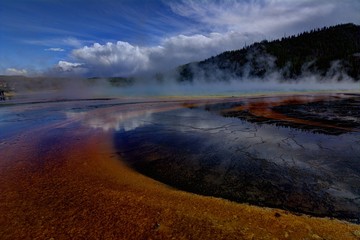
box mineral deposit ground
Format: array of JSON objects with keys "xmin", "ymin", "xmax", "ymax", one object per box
[{"xmin": 1, "ymin": 93, "xmax": 360, "ymax": 239}]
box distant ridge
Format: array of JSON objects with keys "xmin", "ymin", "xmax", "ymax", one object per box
[{"xmin": 177, "ymin": 23, "xmax": 360, "ymax": 82}]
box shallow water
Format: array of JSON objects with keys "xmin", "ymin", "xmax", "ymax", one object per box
[
  {"xmin": 112, "ymin": 95, "xmax": 360, "ymax": 223},
  {"xmin": 1, "ymin": 94, "xmax": 359, "ymax": 223}
]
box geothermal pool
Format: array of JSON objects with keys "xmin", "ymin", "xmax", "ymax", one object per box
[
  {"xmin": 104, "ymin": 93, "xmax": 358, "ymax": 223},
  {"xmin": 1, "ymin": 93, "xmax": 360, "ymax": 238},
  {"xmin": 114, "ymin": 94, "xmax": 360, "ymax": 222}
]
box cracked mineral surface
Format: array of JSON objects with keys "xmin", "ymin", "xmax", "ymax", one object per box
[
  {"xmin": 115, "ymin": 93, "xmax": 360, "ymax": 223},
  {"xmin": 1, "ymin": 93, "xmax": 360, "ymax": 239}
]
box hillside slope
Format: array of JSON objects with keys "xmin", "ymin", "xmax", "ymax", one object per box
[{"xmin": 177, "ymin": 23, "xmax": 360, "ymax": 82}]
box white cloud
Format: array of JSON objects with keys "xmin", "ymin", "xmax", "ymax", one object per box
[
  {"xmin": 45, "ymin": 47, "xmax": 65, "ymax": 52},
  {"xmin": 62, "ymin": 37, "xmax": 83, "ymax": 47},
  {"xmin": 57, "ymin": 61, "xmax": 83, "ymax": 71},
  {"xmin": 168, "ymin": 0, "xmax": 360, "ymax": 38},
  {"xmin": 5, "ymin": 68, "xmax": 28, "ymax": 76},
  {"xmin": 24, "ymin": 37, "xmax": 87, "ymax": 48},
  {"xmin": 72, "ymin": 41, "xmax": 150, "ymax": 75},
  {"xmin": 43, "ymin": 0, "xmax": 360, "ymax": 77},
  {"xmin": 52, "ymin": 60, "xmax": 87, "ymax": 75},
  {"xmin": 71, "ymin": 31, "xmax": 259, "ymax": 76}
]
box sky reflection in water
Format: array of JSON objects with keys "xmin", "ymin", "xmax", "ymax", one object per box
[{"xmin": 65, "ymin": 96, "xmax": 360, "ymax": 223}]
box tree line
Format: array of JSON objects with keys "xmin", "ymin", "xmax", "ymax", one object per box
[{"xmin": 177, "ymin": 23, "xmax": 360, "ymax": 82}]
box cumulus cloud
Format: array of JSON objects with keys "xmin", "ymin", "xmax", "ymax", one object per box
[
  {"xmin": 5, "ymin": 68, "xmax": 28, "ymax": 76},
  {"xmin": 52, "ymin": 60, "xmax": 87, "ymax": 75},
  {"xmin": 57, "ymin": 61, "xmax": 83, "ymax": 71},
  {"xmin": 157, "ymin": 31, "xmax": 256, "ymax": 61},
  {"xmin": 45, "ymin": 47, "xmax": 65, "ymax": 52},
  {"xmin": 41, "ymin": 0, "xmax": 359, "ymax": 77},
  {"xmin": 71, "ymin": 31, "xmax": 260, "ymax": 76},
  {"xmin": 72, "ymin": 41, "xmax": 150, "ymax": 76}
]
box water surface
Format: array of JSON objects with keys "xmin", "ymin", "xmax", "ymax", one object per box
[{"xmin": 112, "ymin": 94, "xmax": 360, "ymax": 223}]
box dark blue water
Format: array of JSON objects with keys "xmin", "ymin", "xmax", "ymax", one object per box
[
  {"xmin": 114, "ymin": 106, "xmax": 360, "ymax": 223},
  {"xmin": 2, "ymin": 97, "xmax": 358, "ymax": 223}
]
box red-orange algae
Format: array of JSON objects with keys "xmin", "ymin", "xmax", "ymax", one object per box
[
  {"xmin": 1, "ymin": 97, "xmax": 360, "ymax": 239},
  {"xmin": 0, "ymin": 120, "xmax": 360, "ymax": 239},
  {"xmin": 223, "ymin": 94, "xmax": 356, "ymax": 132}
]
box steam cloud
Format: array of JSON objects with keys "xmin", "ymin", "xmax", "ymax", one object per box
[
  {"xmin": 9, "ymin": 68, "xmax": 358, "ymax": 101},
  {"xmin": 3, "ymin": 45, "xmax": 359, "ymax": 100}
]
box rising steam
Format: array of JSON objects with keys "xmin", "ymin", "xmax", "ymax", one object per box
[{"xmin": 1, "ymin": 58, "xmax": 359, "ymax": 101}]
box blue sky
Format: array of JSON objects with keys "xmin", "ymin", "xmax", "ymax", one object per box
[{"xmin": 1, "ymin": 0, "xmax": 360, "ymax": 77}]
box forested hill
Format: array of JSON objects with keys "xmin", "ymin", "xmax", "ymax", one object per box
[{"xmin": 177, "ymin": 23, "xmax": 360, "ymax": 82}]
